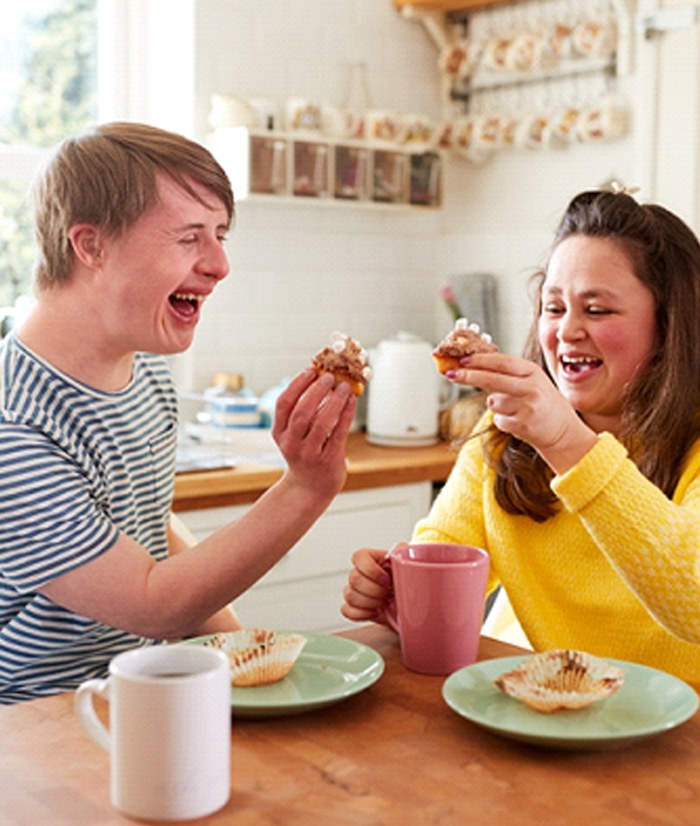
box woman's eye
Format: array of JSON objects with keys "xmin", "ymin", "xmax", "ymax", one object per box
[
  {"xmin": 587, "ymin": 306, "xmax": 611, "ymax": 315},
  {"xmin": 542, "ymin": 303, "xmax": 564, "ymax": 315}
]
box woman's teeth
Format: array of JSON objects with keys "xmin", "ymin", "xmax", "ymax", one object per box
[{"xmin": 561, "ymin": 355, "xmax": 601, "ymax": 373}]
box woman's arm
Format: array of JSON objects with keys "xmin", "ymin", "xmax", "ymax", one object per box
[
  {"xmin": 437, "ymin": 349, "xmax": 700, "ymax": 643},
  {"xmin": 551, "ymin": 432, "xmax": 700, "ymax": 643}
]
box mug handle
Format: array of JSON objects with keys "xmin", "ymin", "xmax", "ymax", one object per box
[
  {"xmin": 383, "ymin": 599, "xmax": 400, "ymax": 634},
  {"xmin": 74, "ymin": 678, "xmax": 111, "ymax": 751},
  {"xmin": 379, "ymin": 543, "xmax": 405, "ymax": 634}
]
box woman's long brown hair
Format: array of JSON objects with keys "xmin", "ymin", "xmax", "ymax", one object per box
[{"xmin": 486, "ymin": 189, "xmax": 700, "ymax": 521}]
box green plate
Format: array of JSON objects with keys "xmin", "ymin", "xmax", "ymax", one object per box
[
  {"xmin": 442, "ymin": 655, "xmax": 699, "ymax": 750},
  {"xmin": 185, "ymin": 631, "xmax": 384, "ymax": 718}
]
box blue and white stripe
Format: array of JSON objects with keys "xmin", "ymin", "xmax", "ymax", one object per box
[{"xmin": 0, "ymin": 334, "xmax": 177, "ymax": 703}]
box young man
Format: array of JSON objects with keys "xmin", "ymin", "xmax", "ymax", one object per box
[{"xmin": 0, "ymin": 122, "xmax": 356, "ymax": 703}]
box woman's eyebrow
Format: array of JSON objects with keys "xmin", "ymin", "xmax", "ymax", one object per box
[{"xmin": 542, "ymin": 285, "xmax": 619, "ymax": 300}]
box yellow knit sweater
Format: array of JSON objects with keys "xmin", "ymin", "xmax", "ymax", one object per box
[{"xmin": 412, "ymin": 415, "xmax": 700, "ymax": 689}]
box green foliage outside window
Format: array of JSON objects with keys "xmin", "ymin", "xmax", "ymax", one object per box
[
  {"xmin": 0, "ymin": 181, "xmax": 35, "ymax": 311},
  {"xmin": 0, "ymin": 0, "xmax": 97, "ymax": 315}
]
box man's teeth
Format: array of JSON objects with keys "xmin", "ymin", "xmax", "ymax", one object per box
[{"xmin": 172, "ymin": 292, "xmax": 203, "ymax": 304}]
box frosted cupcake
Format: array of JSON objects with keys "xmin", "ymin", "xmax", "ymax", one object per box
[
  {"xmin": 432, "ymin": 317, "xmax": 498, "ymax": 375},
  {"xmin": 312, "ymin": 332, "xmax": 372, "ymax": 396}
]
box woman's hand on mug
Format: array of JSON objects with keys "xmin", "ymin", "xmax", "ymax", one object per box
[{"xmin": 341, "ymin": 547, "xmax": 395, "ymax": 623}]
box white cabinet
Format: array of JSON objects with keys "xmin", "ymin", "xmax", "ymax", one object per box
[{"xmin": 178, "ymin": 482, "xmax": 432, "ymax": 633}]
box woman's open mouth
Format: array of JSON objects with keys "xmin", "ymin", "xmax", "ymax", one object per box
[{"xmin": 560, "ymin": 354, "xmax": 602, "ymax": 377}]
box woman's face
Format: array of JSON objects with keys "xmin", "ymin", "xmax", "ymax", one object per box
[{"xmin": 538, "ymin": 234, "xmax": 658, "ymax": 434}]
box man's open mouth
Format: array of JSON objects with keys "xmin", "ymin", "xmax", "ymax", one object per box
[{"xmin": 169, "ymin": 292, "xmax": 204, "ymax": 318}]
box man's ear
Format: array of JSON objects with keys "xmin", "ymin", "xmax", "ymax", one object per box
[{"xmin": 68, "ymin": 224, "xmax": 104, "ymax": 268}]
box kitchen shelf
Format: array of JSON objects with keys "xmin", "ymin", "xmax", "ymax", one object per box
[
  {"xmin": 208, "ymin": 127, "xmax": 443, "ymax": 210},
  {"xmin": 396, "ymin": 0, "xmax": 634, "ymax": 162},
  {"xmin": 394, "ymin": 0, "xmax": 515, "ymax": 11},
  {"xmin": 449, "ymin": 56, "xmax": 618, "ymax": 104}
]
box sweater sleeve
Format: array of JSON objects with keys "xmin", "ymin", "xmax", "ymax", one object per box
[
  {"xmin": 411, "ymin": 418, "xmax": 499, "ymax": 592},
  {"xmin": 551, "ymin": 432, "xmax": 700, "ymax": 643}
]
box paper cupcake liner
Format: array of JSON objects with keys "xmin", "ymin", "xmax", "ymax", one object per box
[
  {"xmin": 494, "ymin": 649, "xmax": 624, "ymax": 713},
  {"xmin": 205, "ymin": 628, "xmax": 307, "ymax": 687}
]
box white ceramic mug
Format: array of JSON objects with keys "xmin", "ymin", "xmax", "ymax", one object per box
[
  {"xmin": 514, "ymin": 112, "xmax": 552, "ymax": 149},
  {"xmin": 571, "ymin": 18, "xmax": 618, "ymax": 58},
  {"xmin": 286, "ymin": 98, "xmax": 322, "ymax": 132},
  {"xmin": 208, "ymin": 93, "xmax": 255, "ymax": 130},
  {"xmin": 75, "ymin": 644, "xmax": 231, "ymax": 821},
  {"xmin": 576, "ymin": 97, "xmax": 629, "ymax": 143},
  {"xmin": 505, "ymin": 32, "xmax": 544, "ymax": 72},
  {"xmin": 472, "ymin": 113, "xmax": 504, "ymax": 153},
  {"xmin": 365, "ymin": 110, "xmax": 405, "ymax": 144}
]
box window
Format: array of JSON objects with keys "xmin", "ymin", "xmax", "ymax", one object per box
[
  {"xmin": 0, "ymin": 0, "xmax": 195, "ymax": 335},
  {"xmin": 0, "ymin": 0, "xmax": 97, "ymax": 322}
]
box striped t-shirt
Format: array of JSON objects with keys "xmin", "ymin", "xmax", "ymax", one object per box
[{"xmin": 0, "ymin": 334, "xmax": 177, "ymax": 703}]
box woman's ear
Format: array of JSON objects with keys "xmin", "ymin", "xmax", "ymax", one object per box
[{"xmin": 68, "ymin": 224, "xmax": 104, "ymax": 268}]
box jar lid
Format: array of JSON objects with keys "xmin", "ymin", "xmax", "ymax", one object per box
[{"xmin": 211, "ymin": 372, "xmax": 244, "ymax": 392}]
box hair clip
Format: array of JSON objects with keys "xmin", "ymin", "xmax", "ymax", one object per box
[{"xmin": 607, "ymin": 181, "xmax": 640, "ymax": 197}]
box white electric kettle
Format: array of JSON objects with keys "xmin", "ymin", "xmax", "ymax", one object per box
[{"xmin": 366, "ymin": 331, "xmax": 457, "ymax": 447}]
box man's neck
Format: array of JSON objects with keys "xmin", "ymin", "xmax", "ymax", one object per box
[{"xmin": 17, "ymin": 295, "xmax": 135, "ymax": 392}]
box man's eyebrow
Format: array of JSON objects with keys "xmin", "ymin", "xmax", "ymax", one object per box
[{"xmin": 172, "ymin": 221, "xmax": 231, "ymax": 232}]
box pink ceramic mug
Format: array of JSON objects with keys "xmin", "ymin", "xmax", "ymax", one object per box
[{"xmin": 383, "ymin": 543, "xmax": 490, "ymax": 675}]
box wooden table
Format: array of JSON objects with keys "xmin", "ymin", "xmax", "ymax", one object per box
[
  {"xmin": 173, "ymin": 432, "xmax": 457, "ymax": 510},
  {"xmin": 1, "ymin": 626, "xmax": 699, "ymax": 825}
]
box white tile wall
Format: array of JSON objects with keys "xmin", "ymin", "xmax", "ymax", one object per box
[
  {"xmin": 174, "ymin": 0, "xmax": 651, "ymax": 405},
  {"xmin": 176, "ymin": 0, "xmax": 448, "ymax": 400}
]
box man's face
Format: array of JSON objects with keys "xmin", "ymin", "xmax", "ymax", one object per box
[{"xmin": 96, "ymin": 174, "xmax": 230, "ymax": 356}]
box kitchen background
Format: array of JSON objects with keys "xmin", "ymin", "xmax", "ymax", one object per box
[
  {"xmin": 1, "ymin": 0, "xmax": 696, "ymax": 415},
  {"xmin": 1, "ymin": 0, "xmax": 698, "ymax": 632},
  {"xmin": 163, "ymin": 0, "xmax": 699, "ymax": 416}
]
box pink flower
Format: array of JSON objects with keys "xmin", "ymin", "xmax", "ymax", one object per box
[
  {"xmin": 441, "ymin": 284, "xmax": 461, "ymax": 320},
  {"xmin": 441, "ymin": 284, "xmax": 456, "ymax": 303}
]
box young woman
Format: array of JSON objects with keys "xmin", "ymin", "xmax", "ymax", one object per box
[{"xmin": 342, "ymin": 189, "xmax": 700, "ymax": 688}]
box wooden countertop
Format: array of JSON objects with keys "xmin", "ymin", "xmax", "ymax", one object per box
[
  {"xmin": 3, "ymin": 625, "xmax": 700, "ymax": 824},
  {"xmin": 173, "ymin": 432, "xmax": 457, "ymax": 511}
]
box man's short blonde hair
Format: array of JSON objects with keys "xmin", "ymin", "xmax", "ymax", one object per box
[{"xmin": 31, "ymin": 121, "xmax": 235, "ymax": 289}]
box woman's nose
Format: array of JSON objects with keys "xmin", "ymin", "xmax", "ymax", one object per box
[{"xmin": 557, "ymin": 311, "xmax": 586, "ymax": 341}]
